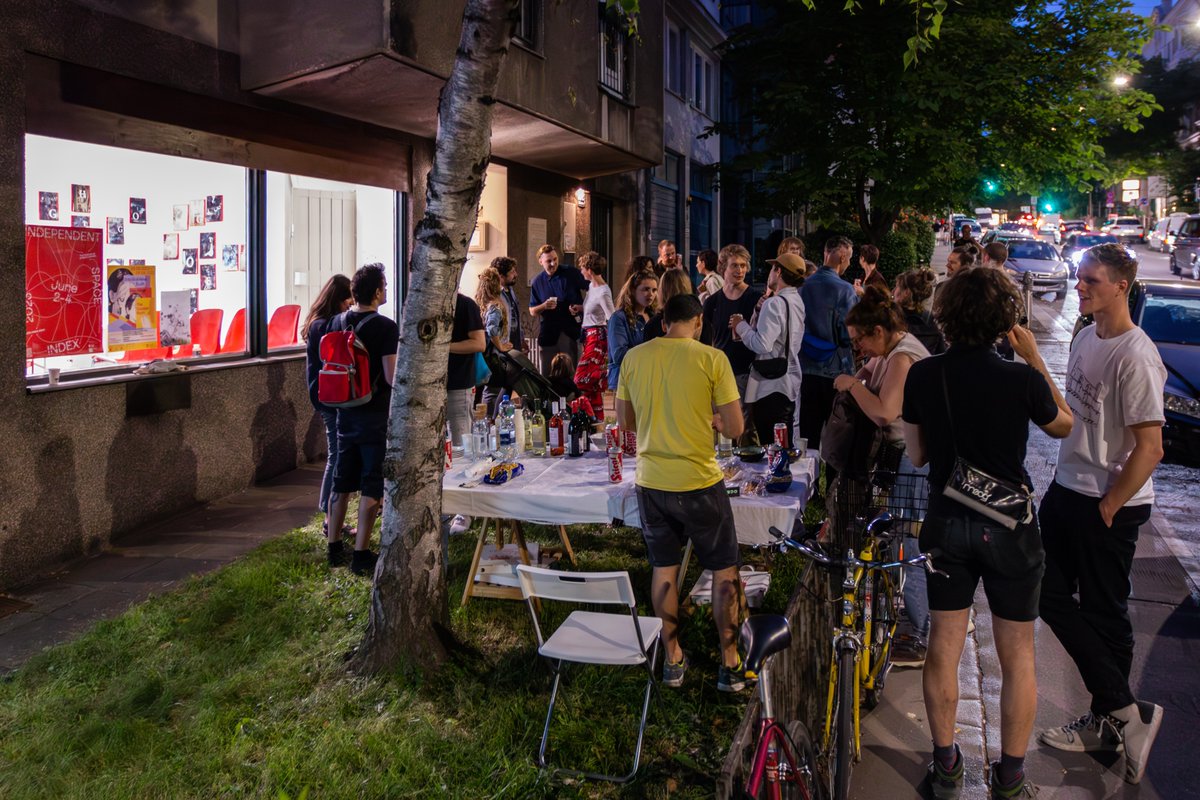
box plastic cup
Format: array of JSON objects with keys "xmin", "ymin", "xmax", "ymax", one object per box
[
  {"xmin": 796, "ymin": 437, "xmax": 808, "ymax": 453},
  {"xmin": 47, "ymin": 368, "xmax": 60, "ymax": 386}
]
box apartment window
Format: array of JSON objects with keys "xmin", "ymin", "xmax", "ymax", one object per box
[
  {"xmin": 649, "ymin": 151, "xmax": 683, "ymax": 251},
  {"xmin": 599, "ymin": 4, "xmax": 629, "ymax": 97},
  {"xmin": 23, "ymin": 133, "xmax": 403, "ymax": 383},
  {"xmin": 689, "ymin": 162, "xmax": 715, "ymax": 262},
  {"xmin": 514, "ymin": 0, "xmax": 540, "ymax": 50},
  {"xmin": 691, "ymin": 48, "xmax": 715, "ymax": 117},
  {"xmin": 666, "ymin": 23, "xmax": 684, "ymax": 96}
]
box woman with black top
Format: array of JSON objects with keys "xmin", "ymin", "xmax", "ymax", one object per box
[
  {"xmin": 302, "ymin": 274, "xmax": 353, "ymax": 533},
  {"xmin": 901, "ymin": 267, "xmax": 1072, "ymax": 799},
  {"xmin": 893, "ymin": 268, "xmax": 945, "ymax": 355},
  {"xmin": 642, "ymin": 268, "xmax": 693, "ymax": 343}
]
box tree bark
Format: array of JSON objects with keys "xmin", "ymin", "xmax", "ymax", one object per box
[{"xmin": 349, "ymin": 0, "xmax": 519, "ymax": 675}]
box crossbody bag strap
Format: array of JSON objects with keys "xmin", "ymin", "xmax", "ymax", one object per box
[{"xmin": 939, "ymin": 368, "xmax": 960, "ymax": 461}]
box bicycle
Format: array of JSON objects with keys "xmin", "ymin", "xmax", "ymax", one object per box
[
  {"xmin": 735, "ymin": 613, "xmax": 821, "ymax": 800},
  {"xmin": 767, "ymin": 513, "xmax": 946, "ymax": 800}
]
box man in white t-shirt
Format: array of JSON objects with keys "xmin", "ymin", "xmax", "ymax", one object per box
[{"xmin": 1037, "ymin": 243, "xmax": 1167, "ymax": 785}]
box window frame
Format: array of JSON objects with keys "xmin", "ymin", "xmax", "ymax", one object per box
[
  {"xmin": 598, "ymin": 4, "xmax": 630, "ymax": 98},
  {"xmin": 690, "ymin": 46, "xmax": 715, "ymax": 118},
  {"xmin": 512, "ymin": 0, "xmax": 542, "ymax": 53},
  {"xmin": 23, "ymin": 135, "xmax": 407, "ymax": 388},
  {"xmin": 666, "ymin": 22, "xmax": 684, "ymax": 97}
]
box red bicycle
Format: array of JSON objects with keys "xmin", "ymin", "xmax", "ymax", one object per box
[{"xmin": 737, "ymin": 614, "xmax": 821, "ymax": 799}]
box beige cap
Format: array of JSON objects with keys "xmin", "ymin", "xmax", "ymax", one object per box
[{"xmin": 766, "ymin": 251, "xmax": 807, "ymax": 279}]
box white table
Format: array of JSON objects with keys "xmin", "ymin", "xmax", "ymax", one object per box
[
  {"xmin": 443, "ymin": 449, "xmax": 817, "ymax": 545},
  {"xmin": 444, "ymin": 449, "xmax": 817, "ymax": 605}
]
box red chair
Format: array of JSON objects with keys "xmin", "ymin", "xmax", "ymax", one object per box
[
  {"xmin": 190, "ymin": 309, "xmax": 224, "ymax": 356},
  {"xmin": 218, "ymin": 308, "xmax": 247, "ymax": 354},
  {"xmin": 267, "ymin": 304, "xmax": 302, "ymax": 349}
]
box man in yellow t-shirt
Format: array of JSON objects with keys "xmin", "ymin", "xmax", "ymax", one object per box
[{"xmin": 616, "ymin": 293, "xmax": 749, "ymax": 692}]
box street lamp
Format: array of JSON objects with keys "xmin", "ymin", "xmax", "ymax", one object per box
[{"xmin": 1113, "ymin": 75, "xmax": 1130, "ymax": 87}]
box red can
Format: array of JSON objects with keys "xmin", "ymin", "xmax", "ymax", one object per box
[
  {"xmin": 607, "ymin": 447, "xmax": 623, "ymax": 483},
  {"xmin": 444, "ymin": 437, "xmax": 453, "ymax": 471},
  {"xmin": 622, "ymin": 428, "xmax": 637, "ymax": 457},
  {"xmin": 774, "ymin": 422, "xmax": 789, "ymax": 448},
  {"xmin": 605, "ymin": 423, "xmax": 621, "ymax": 450}
]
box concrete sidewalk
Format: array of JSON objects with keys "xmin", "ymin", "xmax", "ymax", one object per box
[
  {"xmin": 852, "ymin": 244, "xmax": 1200, "ymax": 799},
  {"xmin": 0, "ymin": 466, "xmax": 322, "ymax": 674}
]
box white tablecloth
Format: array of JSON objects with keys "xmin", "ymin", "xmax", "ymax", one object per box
[{"xmin": 442, "ymin": 450, "xmax": 817, "ymax": 546}]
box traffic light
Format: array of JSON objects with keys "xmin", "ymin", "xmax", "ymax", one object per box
[
  {"xmin": 984, "ymin": 180, "xmax": 998, "ymax": 194},
  {"xmin": 1042, "ymin": 200, "xmax": 1055, "ymax": 213}
]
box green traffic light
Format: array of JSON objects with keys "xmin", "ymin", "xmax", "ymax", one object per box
[
  {"xmin": 984, "ymin": 180, "xmax": 997, "ymax": 192},
  {"xmin": 1042, "ymin": 201, "xmax": 1055, "ymax": 212}
]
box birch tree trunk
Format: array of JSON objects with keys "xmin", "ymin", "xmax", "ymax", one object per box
[{"xmin": 350, "ymin": 0, "xmax": 518, "ymax": 674}]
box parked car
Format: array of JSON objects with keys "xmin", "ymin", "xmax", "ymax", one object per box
[
  {"xmin": 1059, "ymin": 219, "xmax": 1089, "ymax": 236},
  {"xmin": 1149, "ymin": 214, "xmax": 1189, "ymax": 254},
  {"xmin": 1060, "ymin": 233, "xmax": 1134, "ymax": 277},
  {"xmin": 1108, "ymin": 216, "xmax": 1145, "ymax": 243},
  {"xmin": 951, "ymin": 216, "xmax": 982, "ymax": 240},
  {"xmin": 1037, "ymin": 219, "xmax": 1062, "ymax": 244},
  {"xmin": 1168, "ymin": 215, "xmax": 1200, "ymax": 279},
  {"xmin": 997, "ymin": 221, "xmax": 1033, "ymax": 236},
  {"xmin": 1000, "ymin": 237, "xmax": 1070, "ymax": 294}
]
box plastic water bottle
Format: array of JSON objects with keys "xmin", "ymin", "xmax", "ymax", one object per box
[
  {"xmin": 497, "ymin": 394, "xmax": 517, "ymax": 461},
  {"xmin": 470, "ymin": 405, "xmax": 489, "ymax": 459},
  {"xmin": 513, "ymin": 397, "xmax": 527, "ymax": 455}
]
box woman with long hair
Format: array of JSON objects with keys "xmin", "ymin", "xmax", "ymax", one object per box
[
  {"xmin": 832, "ymin": 285, "xmax": 932, "ymax": 665},
  {"xmin": 302, "ymin": 274, "xmax": 353, "ymax": 533},
  {"xmin": 893, "ymin": 268, "xmax": 945, "ymax": 354},
  {"xmin": 474, "ymin": 266, "xmax": 510, "ymax": 416},
  {"xmin": 607, "ymin": 269, "xmax": 659, "ymax": 389},
  {"xmin": 643, "ymin": 266, "xmax": 693, "ymax": 343},
  {"xmin": 574, "ymin": 252, "xmax": 614, "ymax": 413},
  {"xmin": 624, "ymin": 254, "xmax": 656, "ymax": 284}
]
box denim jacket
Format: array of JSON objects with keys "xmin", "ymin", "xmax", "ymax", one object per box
[
  {"xmin": 799, "ymin": 267, "xmax": 859, "ymax": 379},
  {"xmin": 607, "ymin": 309, "xmax": 647, "ymax": 389}
]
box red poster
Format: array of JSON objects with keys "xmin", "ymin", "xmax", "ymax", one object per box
[{"xmin": 25, "ymin": 225, "xmax": 104, "ymax": 358}]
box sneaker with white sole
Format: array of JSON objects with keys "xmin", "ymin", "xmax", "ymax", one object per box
[
  {"xmin": 449, "ymin": 515, "xmax": 472, "ymax": 535},
  {"xmin": 1111, "ymin": 700, "xmax": 1163, "ymax": 785},
  {"xmin": 989, "ymin": 761, "xmax": 1039, "ymax": 798},
  {"xmin": 662, "ymin": 655, "xmax": 688, "ymax": 688},
  {"xmin": 1038, "ymin": 711, "xmax": 1124, "ymax": 753},
  {"xmin": 925, "ymin": 744, "xmax": 964, "ymax": 799}
]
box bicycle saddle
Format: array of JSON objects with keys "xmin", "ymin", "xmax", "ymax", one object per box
[{"xmin": 740, "ymin": 614, "xmax": 792, "ymax": 675}]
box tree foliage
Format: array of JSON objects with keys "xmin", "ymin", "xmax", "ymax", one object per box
[{"xmin": 719, "ymin": 0, "xmax": 1158, "ymax": 244}]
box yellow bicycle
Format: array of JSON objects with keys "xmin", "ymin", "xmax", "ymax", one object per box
[{"xmin": 769, "ymin": 513, "xmax": 944, "ymax": 800}]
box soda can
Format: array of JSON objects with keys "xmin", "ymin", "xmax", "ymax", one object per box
[
  {"xmin": 766, "ymin": 443, "xmax": 784, "ymax": 472},
  {"xmin": 607, "ymin": 447, "xmax": 623, "ymax": 483},
  {"xmin": 604, "ymin": 423, "xmax": 621, "ymax": 450},
  {"xmin": 444, "ymin": 437, "xmax": 453, "ymax": 471},
  {"xmin": 774, "ymin": 422, "xmax": 789, "ymax": 448},
  {"xmin": 622, "ymin": 428, "xmax": 637, "ymax": 457}
]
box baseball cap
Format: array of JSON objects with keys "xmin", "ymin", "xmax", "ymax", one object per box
[{"xmin": 766, "ymin": 252, "xmax": 807, "ymax": 279}]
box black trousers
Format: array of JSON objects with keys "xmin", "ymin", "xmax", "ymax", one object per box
[
  {"xmin": 752, "ymin": 391, "xmax": 795, "ymax": 449},
  {"xmin": 1038, "ymin": 481, "xmax": 1152, "ymax": 714},
  {"xmin": 798, "ymin": 374, "xmax": 837, "ymax": 446}
]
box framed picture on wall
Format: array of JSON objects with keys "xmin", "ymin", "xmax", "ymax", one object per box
[
  {"xmin": 205, "ymin": 195, "xmax": 224, "ymax": 223},
  {"xmin": 199, "ymin": 231, "xmax": 215, "ymax": 258},
  {"xmin": 221, "ymin": 244, "xmax": 239, "ymax": 271},
  {"xmin": 189, "ymin": 288, "xmax": 199, "ymax": 314},
  {"xmin": 38, "ymin": 192, "xmax": 59, "ymax": 221},
  {"xmin": 200, "ymin": 263, "xmax": 216, "ymax": 290},
  {"xmin": 172, "ymin": 204, "xmax": 189, "ymax": 231},
  {"xmin": 129, "ymin": 197, "xmax": 147, "ymax": 224},
  {"xmin": 182, "ymin": 248, "xmax": 198, "ymax": 274},
  {"xmin": 129, "ymin": 259, "xmax": 146, "ymax": 265},
  {"xmin": 106, "ymin": 217, "xmax": 125, "ymax": 245},
  {"xmin": 163, "ymin": 234, "xmax": 179, "ymax": 260},
  {"xmin": 71, "ymin": 215, "xmax": 89, "ymax": 228},
  {"xmin": 107, "ymin": 258, "xmax": 125, "ymax": 266},
  {"xmin": 190, "ymin": 199, "xmax": 204, "ymax": 227},
  {"xmin": 71, "ymin": 184, "xmax": 91, "ymax": 213}
]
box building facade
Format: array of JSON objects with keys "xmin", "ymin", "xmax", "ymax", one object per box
[{"xmin": 1, "ymin": 0, "xmax": 662, "ymax": 589}]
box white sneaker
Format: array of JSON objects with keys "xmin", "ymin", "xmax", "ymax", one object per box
[
  {"xmin": 449, "ymin": 515, "xmax": 472, "ymax": 535},
  {"xmin": 1039, "ymin": 711, "xmax": 1124, "ymax": 753},
  {"xmin": 1111, "ymin": 700, "xmax": 1164, "ymax": 785}
]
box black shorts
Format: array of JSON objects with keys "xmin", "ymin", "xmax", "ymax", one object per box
[
  {"xmin": 636, "ymin": 481, "xmax": 739, "ymax": 572},
  {"xmin": 918, "ymin": 509, "xmax": 1045, "ymax": 622},
  {"xmin": 333, "ymin": 411, "xmax": 387, "ymax": 498}
]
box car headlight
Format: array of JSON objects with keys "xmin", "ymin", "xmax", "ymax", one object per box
[
  {"xmin": 1052, "ymin": 263, "xmax": 1068, "ymax": 276},
  {"xmin": 1164, "ymin": 392, "xmax": 1200, "ymax": 420}
]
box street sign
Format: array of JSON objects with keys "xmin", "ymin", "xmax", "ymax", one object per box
[{"xmin": 1021, "ymin": 205, "xmax": 1031, "ymax": 213}]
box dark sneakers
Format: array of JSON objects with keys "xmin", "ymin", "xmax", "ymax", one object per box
[
  {"xmin": 327, "ymin": 540, "xmax": 350, "ymax": 568},
  {"xmin": 662, "ymin": 655, "xmax": 688, "ymax": 688},
  {"xmin": 350, "ymin": 549, "xmax": 379, "ymax": 577},
  {"xmin": 717, "ymin": 658, "xmax": 756, "ymax": 693},
  {"xmin": 989, "ymin": 762, "xmax": 1039, "ymax": 798},
  {"xmin": 925, "ymin": 744, "xmax": 964, "ymax": 799}
]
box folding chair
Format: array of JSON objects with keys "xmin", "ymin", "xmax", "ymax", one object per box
[{"xmin": 515, "ymin": 564, "xmax": 663, "ymax": 784}]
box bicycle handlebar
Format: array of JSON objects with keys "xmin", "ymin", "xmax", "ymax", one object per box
[{"xmin": 766, "ymin": 525, "xmax": 948, "ymax": 577}]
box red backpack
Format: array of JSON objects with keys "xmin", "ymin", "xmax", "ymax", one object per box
[{"xmin": 317, "ymin": 312, "xmax": 378, "ymax": 408}]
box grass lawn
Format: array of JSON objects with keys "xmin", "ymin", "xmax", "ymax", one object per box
[{"xmin": 0, "ymin": 511, "xmax": 813, "ymax": 799}]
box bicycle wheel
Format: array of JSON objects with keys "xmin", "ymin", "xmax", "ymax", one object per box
[
  {"xmin": 782, "ymin": 719, "xmax": 822, "ymax": 800},
  {"xmin": 830, "ymin": 648, "xmax": 855, "ymax": 800},
  {"xmin": 864, "ymin": 572, "xmax": 897, "ymax": 710}
]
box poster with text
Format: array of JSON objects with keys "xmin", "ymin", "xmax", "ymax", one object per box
[
  {"xmin": 106, "ymin": 263, "xmax": 158, "ymax": 351},
  {"xmin": 25, "ymin": 224, "xmax": 104, "ymax": 358}
]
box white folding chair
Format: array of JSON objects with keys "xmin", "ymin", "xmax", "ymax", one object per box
[{"xmin": 515, "ymin": 564, "xmax": 663, "ymax": 783}]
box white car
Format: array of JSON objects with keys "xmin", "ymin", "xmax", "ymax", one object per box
[
  {"xmin": 1149, "ymin": 215, "xmax": 1189, "ymax": 253},
  {"xmin": 1109, "ymin": 216, "xmax": 1145, "ymax": 243}
]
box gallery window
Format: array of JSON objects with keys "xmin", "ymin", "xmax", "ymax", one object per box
[
  {"xmin": 24, "ymin": 135, "xmax": 404, "ymax": 383},
  {"xmin": 24, "ymin": 134, "xmax": 249, "ymax": 379}
]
